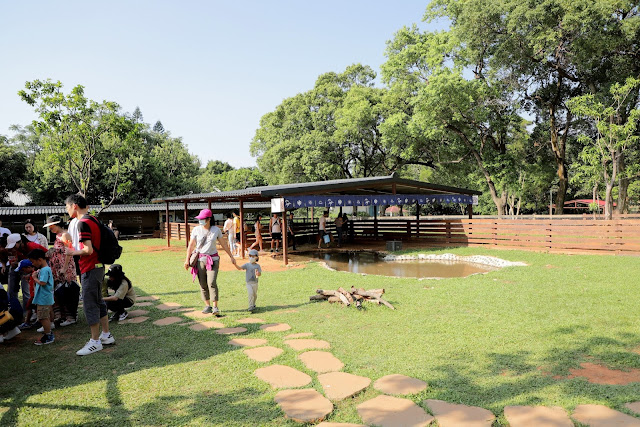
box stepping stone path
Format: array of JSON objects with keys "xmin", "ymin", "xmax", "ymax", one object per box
[
  {"xmin": 134, "ymin": 302, "xmax": 154, "ymax": 307},
  {"xmin": 374, "ymin": 374, "xmax": 428, "ymax": 395},
  {"xmin": 285, "ymin": 332, "xmax": 313, "ymax": 339},
  {"xmin": 284, "ymin": 339, "xmax": 330, "ymax": 351},
  {"xmin": 357, "ymin": 395, "xmax": 433, "ymax": 427},
  {"xmin": 127, "ymin": 309, "xmax": 149, "ymax": 317},
  {"xmin": 573, "ymin": 404, "xmax": 640, "ymax": 427},
  {"xmin": 189, "ymin": 321, "xmax": 225, "ymax": 331},
  {"xmin": 182, "ymin": 310, "xmax": 212, "ymax": 319},
  {"xmin": 316, "ymin": 423, "xmax": 366, "ymax": 427},
  {"xmin": 299, "ymin": 351, "xmax": 344, "ymax": 373},
  {"xmin": 236, "ymin": 317, "xmax": 265, "ymax": 324},
  {"xmin": 153, "ymin": 316, "xmax": 183, "ymax": 326},
  {"xmin": 318, "ymin": 372, "xmax": 371, "ymax": 401},
  {"xmin": 170, "ymin": 307, "xmax": 195, "ymax": 313},
  {"xmin": 122, "ymin": 316, "xmax": 149, "ymax": 324},
  {"xmin": 259, "ymin": 323, "xmax": 291, "ymax": 332},
  {"xmin": 255, "ymin": 364, "xmax": 312, "ymax": 388},
  {"xmin": 156, "ymin": 302, "xmax": 182, "ymax": 310},
  {"xmin": 503, "ymin": 406, "xmax": 572, "ymax": 427},
  {"xmin": 215, "ymin": 327, "xmax": 247, "ymax": 335},
  {"xmin": 136, "ymin": 296, "xmax": 160, "ymax": 301},
  {"xmin": 228, "ymin": 338, "xmax": 267, "ymax": 347},
  {"xmin": 425, "ymin": 399, "xmax": 495, "ymax": 427},
  {"xmin": 244, "ymin": 346, "xmax": 283, "ymax": 362},
  {"xmin": 274, "ymin": 389, "xmax": 333, "ymax": 423},
  {"xmin": 627, "ymin": 402, "xmax": 640, "ymax": 414}
]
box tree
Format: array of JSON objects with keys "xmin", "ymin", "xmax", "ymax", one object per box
[
  {"xmin": 152, "ymin": 120, "xmax": 165, "ymax": 133},
  {"xmin": 0, "ymin": 135, "xmax": 27, "ymax": 205},
  {"xmin": 567, "ymin": 77, "xmax": 640, "ymax": 219}
]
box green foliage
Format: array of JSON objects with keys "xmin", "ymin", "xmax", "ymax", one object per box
[{"xmin": 0, "ymin": 134, "xmax": 27, "ymax": 205}]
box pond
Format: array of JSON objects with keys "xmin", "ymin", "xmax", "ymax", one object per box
[{"xmin": 288, "ymin": 251, "xmax": 498, "ymax": 278}]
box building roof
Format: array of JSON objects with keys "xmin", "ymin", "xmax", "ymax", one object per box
[
  {"xmin": 156, "ymin": 173, "xmax": 482, "ymax": 203},
  {"xmin": 0, "ymin": 202, "xmax": 270, "ymax": 217}
]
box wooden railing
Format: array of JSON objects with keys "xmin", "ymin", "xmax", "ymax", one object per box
[{"xmin": 161, "ymin": 217, "xmax": 640, "ymax": 255}]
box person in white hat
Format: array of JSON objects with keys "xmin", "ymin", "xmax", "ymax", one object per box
[{"xmin": 234, "ymin": 249, "xmax": 262, "ymax": 312}]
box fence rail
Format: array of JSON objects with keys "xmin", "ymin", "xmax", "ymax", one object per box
[{"xmin": 161, "ymin": 217, "xmax": 640, "ymax": 255}]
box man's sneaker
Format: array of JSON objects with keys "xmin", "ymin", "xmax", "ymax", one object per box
[
  {"xmin": 118, "ymin": 311, "xmax": 129, "ymax": 321},
  {"xmin": 100, "ymin": 333, "xmax": 115, "ymax": 345},
  {"xmin": 76, "ymin": 340, "xmax": 103, "ymax": 356},
  {"xmin": 18, "ymin": 322, "xmax": 32, "ymax": 330},
  {"xmin": 5, "ymin": 327, "xmax": 21, "ymax": 340},
  {"xmin": 29, "ymin": 313, "xmax": 37, "ymax": 322},
  {"xmin": 60, "ymin": 318, "xmax": 77, "ymax": 327},
  {"xmin": 202, "ymin": 306, "xmax": 213, "ymax": 314},
  {"xmin": 109, "ymin": 313, "xmax": 118, "ymax": 322},
  {"xmin": 34, "ymin": 333, "xmax": 55, "ymax": 345},
  {"xmin": 36, "ymin": 323, "xmax": 55, "ymax": 333},
  {"xmin": 247, "ymin": 306, "xmax": 256, "ymax": 312},
  {"xmin": 0, "ymin": 335, "xmax": 4, "ymax": 343},
  {"xmin": 211, "ymin": 307, "xmax": 220, "ymax": 315}
]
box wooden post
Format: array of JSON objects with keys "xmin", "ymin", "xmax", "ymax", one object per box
[
  {"xmin": 184, "ymin": 201, "xmax": 189, "ymax": 248},
  {"xmin": 208, "ymin": 200, "xmax": 212, "ymax": 211},
  {"xmin": 282, "ymin": 209, "xmax": 288, "ymax": 265},
  {"xmin": 166, "ymin": 202, "xmax": 170, "ymax": 247},
  {"xmin": 416, "ymin": 201, "xmax": 420, "ymax": 239},
  {"xmin": 239, "ymin": 199, "xmax": 245, "ymax": 258},
  {"xmin": 374, "ymin": 206, "xmax": 378, "ymax": 240},
  {"xmin": 467, "ymin": 203, "xmax": 473, "ymax": 219}
]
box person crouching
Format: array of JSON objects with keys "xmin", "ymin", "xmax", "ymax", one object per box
[{"xmin": 102, "ymin": 264, "xmax": 136, "ymax": 322}]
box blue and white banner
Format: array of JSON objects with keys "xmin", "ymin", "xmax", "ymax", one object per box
[{"xmin": 283, "ymin": 194, "xmax": 476, "ymax": 209}]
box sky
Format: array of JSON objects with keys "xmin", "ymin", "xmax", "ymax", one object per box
[{"xmin": 0, "ymin": 1, "xmax": 440, "ymax": 168}]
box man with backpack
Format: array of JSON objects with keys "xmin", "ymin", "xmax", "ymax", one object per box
[{"xmin": 65, "ymin": 194, "xmax": 116, "ymax": 356}]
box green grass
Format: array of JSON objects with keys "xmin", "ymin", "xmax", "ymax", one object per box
[{"xmin": 2, "ymin": 239, "xmax": 640, "ymax": 426}]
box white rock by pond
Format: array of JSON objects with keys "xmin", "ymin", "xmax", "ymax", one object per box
[{"xmin": 382, "ymin": 253, "xmax": 527, "ymax": 268}]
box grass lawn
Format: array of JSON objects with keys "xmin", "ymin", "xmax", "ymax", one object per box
[{"xmin": 2, "ymin": 239, "xmax": 640, "ymax": 426}]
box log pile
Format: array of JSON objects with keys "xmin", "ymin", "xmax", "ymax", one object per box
[{"xmin": 310, "ymin": 287, "xmax": 395, "ymax": 310}]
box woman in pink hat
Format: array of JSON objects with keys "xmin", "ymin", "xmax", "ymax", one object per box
[{"xmin": 184, "ymin": 209, "xmax": 236, "ymax": 315}]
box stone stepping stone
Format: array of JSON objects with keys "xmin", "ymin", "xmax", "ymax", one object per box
[
  {"xmin": 285, "ymin": 332, "xmax": 313, "ymax": 339},
  {"xmin": 189, "ymin": 321, "xmax": 225, "ymax": 331},
  {"xmin": 274, "ymin": 389, "xmax": 333, "ymax": 423},
  {"xmin": 374, "ymin": 374, "xmax": 428, "ymax": 395},
  {"xmin": 236, "ymin": 317, "xmax": 265, "ymax": 324},
  {"xmin": 504, "ymin": 406, "xmax": 572, "ymax": 427},
  {"xmin": 316, "ymin": 423, "xmax": 366, "ymax": 427},
  {"xmin": 357, "ymin": 395, "xmax": 433, "ymax": 427},
  {"xmin": 228, "ymin": 338, "xmax": 268, "ymax": 347},
  {"xmin": 170, "ymin": 307, "xmax": 195, "ymax": 313},
  {"xmin": 182, "ymin": 310, "xmax": 212, "ymax": 319},
  {"xmin": 137, "ymin": 296, "xmax": 160, "ymax": 302},
  {"xmin": 318, "ymin": 372, "xmax": 371, "ymax": 401},
  {"xmin": 255, "ymin": 364, "xmax": 312, "ymax": 388},
  {"xmin": 284, "ymin": 339, "xmax": 330, "ymax": 351},
  {"xmin": 299, "ymin": 351, "xmax": 344, "ymax": 373},
  {"xmin": 215, "ymin": 327, "xmax": 247, "ymax": 335},
  {"xmin": 127, "ymin": 309, "xmax": 149, "ymax": 317},
  {"xmin": 122, "ymin": 316, "xmax": 149, "ymax": 324},
  {"xmin": 425, "ymin": 399, "xmax": 495, "ymax": 427},
  {"xmin": 626, "ymin": 402, "xmax": 640, "ymax": 414},
  {"xmin": 153, "ymin": 316, "xmax": 184, "ymax": 326},
  {"xmin": 156, "ymin": 302, "xmax": 182, "ymax": 310},
  {"xmin": 244, "ymin": 346, "xmax": 283, "ymax": 362},
  {"xmin": 573, "ymin": 404, "xmax": 640, "ymax": 427},
  {"xmin": 134, "ymin": 302, "xmax": 154, "ymax": 307},
  {"xmin": 260, "ymin": 323, "xmax": 292, "ymax": 332}
]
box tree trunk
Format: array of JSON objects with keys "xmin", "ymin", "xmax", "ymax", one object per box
[
  {"xmin": 616, "ymin": 152, "xmax": 629, "ymax": 214},
  {"xmin": 555, "ymin": 163, "xmax": 568, "ymax": 215}
]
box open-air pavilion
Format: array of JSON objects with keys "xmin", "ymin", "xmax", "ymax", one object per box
[{"xmin": 155, "ymin": 173, "xmax": 481, "ymax": 264}]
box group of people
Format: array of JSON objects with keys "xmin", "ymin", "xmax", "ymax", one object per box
[{"xmin": 0, "ymin": 195, "xmax": 136, "ymax": 355}]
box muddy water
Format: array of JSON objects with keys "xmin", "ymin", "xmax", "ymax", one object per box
[{"xmin": 288, "ymin": 251, "xmax": 497, "ymax": 278}]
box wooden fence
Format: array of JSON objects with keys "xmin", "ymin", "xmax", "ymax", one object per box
[{"xmin": 161, "ymin": 217, "xmax": 640, "ymax": 255}]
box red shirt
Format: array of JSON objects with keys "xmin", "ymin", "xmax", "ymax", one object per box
[{"xmin": 78, "ymin": 214, "xmax": 102, "ymax": 274}]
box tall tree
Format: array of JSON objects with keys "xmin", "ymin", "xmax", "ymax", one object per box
[{"xmin": 0, "ymin": 135, "xmax": 27, "ymax": 205}]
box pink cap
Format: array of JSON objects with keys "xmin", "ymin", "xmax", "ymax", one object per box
[{"xmin": 195, "ymin": 209, "xmax": 213, "ymax": 219}]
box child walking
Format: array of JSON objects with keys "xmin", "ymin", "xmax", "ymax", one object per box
[
  {"xmin": 28, "ymin": 249, "xmax": 55, "ymax": 345},
  {"xmin": 234, "ymin": 249, "xmax": 262, "ymax": 312}
]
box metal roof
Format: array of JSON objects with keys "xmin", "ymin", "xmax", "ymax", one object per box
[
  {"xmin": 156, "ymin": 173, "xmax": 482, "ymax": 203},
  {"xmin": 0, "ymin": 202, "xmax": 270, "ymax": 217}
]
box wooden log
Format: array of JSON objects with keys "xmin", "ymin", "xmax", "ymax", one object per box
[
  {"xmin": 353, "ymin": 289, "xmax": 384, "ymax": 300},
  {"xmin": 337, "ymin": 292, "xmax": 350, "ymax": 306},
  {"xmin": 309, "ymin": 294, "xmax": 329, "ymax": 301},
  {"xmin": 376, "ymin": 297, "xmax": 396, "ymax": 310},
  {"xmin": 327, "ymin": 296, "xmax": 342, "ymax": 303},
  {"xmin": 317, "ymin": 289, "xmax": 339, "ymax": 296},
  {"xmin": 338, "ymin": 287, "xmax": 354, "ymax": 304}
]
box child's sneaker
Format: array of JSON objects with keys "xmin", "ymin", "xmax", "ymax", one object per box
[
  {"xmin": 34, "ymin": 333, "xmax": 55, "ymax": 345},
  {"xmin": 5, "ymin": 327, "xmax": 21, "ymax": 340},
  {"xmin": 118, "ymin": 311, "xmax": 129, "ymax": 322},
  {"xmin": 18, "ymin": 322, "xmax": 32, "ymax": 330},
  {"xmin": 60, "ymin": 318, "xmax": 76, "ymax": 327},
  {"xmin": 100, "ymin": 333, "xmax": 115, "ymax": 345},
  {"xmin": 108, "ymin": 312, "xmax": 119, "ymax": 322},
  {"xmin": 76, "ymin": 340, "xmax": 102, "ymax": 356}
]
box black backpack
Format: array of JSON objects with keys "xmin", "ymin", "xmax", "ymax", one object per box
[{"xmin": 84, "ymin": 216, "xmax": 123, "ymax": 264}]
